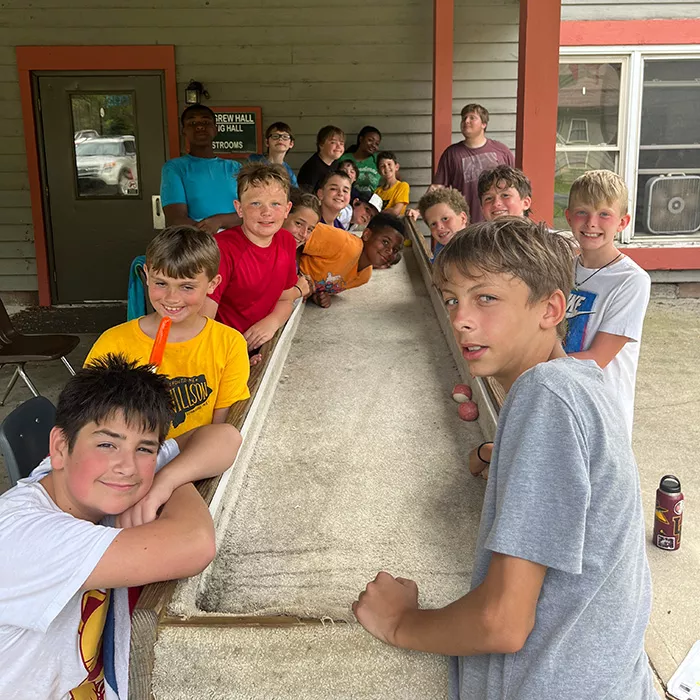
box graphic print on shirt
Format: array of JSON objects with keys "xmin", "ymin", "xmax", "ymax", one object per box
[
  {"xmin": 460, "ymin": 153, "xmax": 502, "ymax": 184},
  {"xmin": 316, "ymin": 272, "xmax": 345, "ymax": 295},
  {"xmin": 168, "ymin": 374, "xmax": 213, "ymax": 428},
  {"xmin": 564, "ymin": 289, "xmax": 597, "ymax": 353},
  {"xmin": 70, "ymin": 589, "xmax": 111, "ymax": 700}
]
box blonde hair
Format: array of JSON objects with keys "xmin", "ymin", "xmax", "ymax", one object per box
[
  {"xmin": 432, "ymin": 217, "xmax": 575, "ymax": 339},
  {"xmin": 418, "ymin": 187, "xmax": 470, "ymax": 221},
  {"xmin": 568, "ymin": 169, "xmax": 628, "ymax": 215},
  {"xmin": 237, "ymin": 162, "xmax": 290, "ymax": 199},
  {"xmin": 146, "ymin": 225, "xmax": 220, "ymax": 281}
]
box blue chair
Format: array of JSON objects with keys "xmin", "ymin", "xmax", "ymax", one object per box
[{"xmin": 0, "ymin": 396, "xmax": 56, "ymax": 487}]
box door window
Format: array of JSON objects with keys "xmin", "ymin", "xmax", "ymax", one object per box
[{"xmin": 71, "ymin": 93, "xmax": 140, "ymax": 197}]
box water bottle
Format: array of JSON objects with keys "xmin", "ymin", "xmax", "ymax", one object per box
[{"xmin": 653, "ymin": 475, "xmax": 684, "ymax": 551}]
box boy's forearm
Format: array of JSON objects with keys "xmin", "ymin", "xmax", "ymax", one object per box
[
  {"xmin": 394, "ymin": 588, "xmax": 513, "ymax": 656},
  {"xmin": 268, "ymin": 297, "xmax": 295, "ymax": 325},
  {"xmin": 158, "ymin": 424, "xmax": 242, "ymax": 492}
]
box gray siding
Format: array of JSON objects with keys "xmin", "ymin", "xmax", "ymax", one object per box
[
  {"xmin": 0, "ymin": 0, "xmax": 521, "ymax": 299},
  {"xmin": 562, "ymin": 0, "xmax": 700, "ymax": 21}
]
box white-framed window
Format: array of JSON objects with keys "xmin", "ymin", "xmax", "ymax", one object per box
[{"xmin": 557, "ymin": 47, "xmax": 700, "ymax": 241}]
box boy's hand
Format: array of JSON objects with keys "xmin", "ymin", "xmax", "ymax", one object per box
[
  {"xmin": 406, "ymin": 208, "xmax": 420, "ymax": 222},
  {"xmin": 195, "ymin": 216, "xmax": 222, "ymax": 235},
  {"xmin": 469, "ymin": 443, "xmax": 492, "ymax": 479},
  {"xmin": 116, "ymin": 471, "xmax": 175, "ymax": 528},
  {"xmin": 296, "ymin": 274, "xmax": 313, "ymax": 299},
  {"xmin": 244, "ymin": 317, "xmax": 278, "ymax": 350},
  {"xmin": 310, "ymin": 290, "xmax": 331, "ymax": 308},
  {"xmin": 353, "ymin": 572, "xmax": 419, "ymax": 646}
]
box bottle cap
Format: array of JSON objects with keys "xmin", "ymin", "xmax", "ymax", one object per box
[{"xmin": 659, "ymin": 475, "xmax": 681, "ymax": 494}]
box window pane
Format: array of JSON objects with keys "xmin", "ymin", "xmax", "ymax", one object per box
[
  {"xmin": 639, "ymin": 59, "xmax": 700, "ymax": 146},
  {"xmin": 634, "ymin": 59, "xmax": 700, "ymax": 235},
  {"xmin": 558, "ymin": 62, "xmax": 622, "ymax": 147},
  {"xmin": 71, "ymin": 93, "xmax": 139, "ymax": 198},
  {"xmin": 554, "ymin": 151, "xmax": 619, "ymax": 230}
]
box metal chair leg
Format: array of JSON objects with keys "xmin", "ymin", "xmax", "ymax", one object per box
[
  {"xmin": 61, "ymin": 355, "xmax": 76, "ymax": 376},
  {"xmin": 0, "ymin": 365, "xmax": 21, "ymax": 406},
  {"xmin": 17, "ymin": 365, "xmax": 40, "ymax": 399}
]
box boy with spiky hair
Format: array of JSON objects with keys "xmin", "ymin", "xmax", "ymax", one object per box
[
  {"xmin": 564, "ymin": 169, "xmax": 650, "ymax": 438},
  {"xmin": 203, "ymin": 162, "xmax": 306, "ymax": 364},
  {"xmin": 478, "ymin": 165, "xmax": 532, "ymax": 220},
  {"xmin": 87, "ymin": 225, "xmax": 250, "ymax": 438},
  {"xmin": 354, "ymin": 217, "xmax": 658, "ymax": 700},
  {"xmin": 0, "ymin": 354, "xmax": 242, "ymax": 699}
]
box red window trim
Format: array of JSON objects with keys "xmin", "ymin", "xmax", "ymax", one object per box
[{"xmin": 560, "ymin": 20, "xmax": 700, "ymax": 270}]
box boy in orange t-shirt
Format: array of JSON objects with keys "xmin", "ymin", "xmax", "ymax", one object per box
[{"xmin": 299, "ymin": 213, "xmax": 405, "ymax": 308}]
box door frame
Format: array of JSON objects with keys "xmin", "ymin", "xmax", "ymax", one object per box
[{"xmin": 16, "ymin": 46, "xmax": 180, "ymax": 306}]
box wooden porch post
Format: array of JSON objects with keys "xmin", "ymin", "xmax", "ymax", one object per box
[
  {"xmin": 516, "ymin": 0, "xmax": 562, "ymax": 225},
  {"xmin": 432, "ymin": 0, "xmax": 454, "ymax": 176}
]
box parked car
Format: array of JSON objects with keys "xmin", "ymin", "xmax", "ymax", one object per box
[
  {"xmin": 75, "ymin": 136, "xmax": 138, "ymax": 195},
  {"xmin": 73, "ymin": 129, "xmax": 100, "ymax": 144}
]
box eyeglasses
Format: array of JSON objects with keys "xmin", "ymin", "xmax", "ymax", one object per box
[{"xmin": 269, "ymin": 133, "xmax": 292, "ymax": 142}]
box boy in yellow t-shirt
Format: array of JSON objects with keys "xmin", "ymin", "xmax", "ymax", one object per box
[
  {"xmin": 299, "ymin": 213, "xmax": 405, "ymax": 308},
  {"xmin": 374, "ymin": 151, "xmax": 410, "ymax": 216},
  {"xmin": 85, "ymin": 226, "xmax": 250, "ymax": 438}
]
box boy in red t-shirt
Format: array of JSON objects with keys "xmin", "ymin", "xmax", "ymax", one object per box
[{"xmin": 203, "ymin": 163, "xmax": 308, "ymax": 364}]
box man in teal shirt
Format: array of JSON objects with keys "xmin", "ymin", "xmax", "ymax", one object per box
[{"xmin": 160, "ymin": 105, "xmax": 242, "ymax": 234}]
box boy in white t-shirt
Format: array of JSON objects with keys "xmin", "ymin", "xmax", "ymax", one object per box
[
  {"xmin": 564, "ymin": 170, "xmax": 651, "ymax": 438},
  {"xmin": 0, "ymin": 354, "xmax": 242, "ymax": 700}
]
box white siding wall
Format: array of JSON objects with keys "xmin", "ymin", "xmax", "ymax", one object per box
[
  {"xmin": 562, "ymin": 0, "xmax": 700, "ymax": 20},
  {"xmin": 0, "ymin": 0, "xmax": 519, "ymax": 298}
]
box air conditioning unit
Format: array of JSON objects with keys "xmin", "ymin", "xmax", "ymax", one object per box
[{"xmin": 644, "ymin": 174, "xmax": 700, "ymax": 235}]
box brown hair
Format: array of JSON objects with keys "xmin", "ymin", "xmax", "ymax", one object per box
[
  {"xmin": 146, "ymin": 225, "xmax": 220, "ymax": 281},
  {"xmin": 568, "ymin": 169, "xmax": 629, "ymax": 216},
  {"xmin": 478, "ymin": 165, "xmax": 532, "ymax": 214},
  {"xmin": 418, "ymin": 187, "xmax": 470, "ymax": 221},
  {"xmin": 237, "ymin": 161, "xmax": 291, "ymax": 199},
  {"xmin": 460, "ymin": 103, "xmax": 489, "ymax": 126},
  {"xmin": 265, "ymin": 121, "xmax": 294, "ymax": 141},
  {"xmin": 289, "ymin": 188, "xmax": 322, "ymax": 219},
  {"xmin": 432, "ymin": 217, "xmax": 575, "ymax": 339},
  {"xmin": 376, "ymin": 150, "xmax": 399, "ymax": 166},
  {"xmin": 317, "ymin": 169, "xmax": 352, "ymax": 190},
  {"xmin": 316, "ymin": 125, "xmax": 345, "ymax": 151}
]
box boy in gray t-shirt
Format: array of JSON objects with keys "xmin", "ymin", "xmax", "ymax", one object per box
[{"xmin": 353, "ymin": 217, "xmax": 658, "ymax": 699}]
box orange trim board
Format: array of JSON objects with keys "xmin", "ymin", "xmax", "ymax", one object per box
[
  {"xmin": 561, "ymin": 19, "xmax": 700, "ymax": 46},
  {"xmin": 621, "ymin": 247, "xmax": 700, "ymax": 271},
  {"xmin": 432, "ymin": 0, "xmax": 454, "ymax": 176},
  {"xmin": 517, "ymin": 0, "xmax": 562, "ymax": 227},
  {"xmin": 15, "ymin": 46, "xmax": 180, "ymax": 306}
]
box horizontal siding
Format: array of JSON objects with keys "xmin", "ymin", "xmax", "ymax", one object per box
[
  {"xmin": 562, "ymin": 0, "xmax": 700, "ymax": 20},
  {"xmin": 0, "ymin": 0, "xmax": 519, "ymax": 298},
  {"xmin": 452, "ymin": 0, "xmax": 519, "ymax": 184}
]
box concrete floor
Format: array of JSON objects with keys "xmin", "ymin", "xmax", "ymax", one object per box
[{"xmin": 1, "ymin": 296, "xmax": 698, "ymax": 693}]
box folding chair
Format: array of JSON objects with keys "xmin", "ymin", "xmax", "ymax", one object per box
[
  {"xmin": 0, "ymin": 395, "xmax": 56, "ymax": 486},
  {"xmin": 0, "ymin": 297, "xmax": 79, "ymax": 406}
]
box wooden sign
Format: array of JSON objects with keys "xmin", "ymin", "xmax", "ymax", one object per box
[{"xmin": 211, "ymin": 106, "xmax": 262, "ymax": 158}]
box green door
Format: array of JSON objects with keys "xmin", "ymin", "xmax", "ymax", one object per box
[{"xmin": 37, "ymin": 74, "xmax": 167, "ymax": 303}]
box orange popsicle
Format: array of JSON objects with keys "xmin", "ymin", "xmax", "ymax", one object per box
[{"xmin": 148, "ymin": 316, "xmax": 172, "ymax": 370}]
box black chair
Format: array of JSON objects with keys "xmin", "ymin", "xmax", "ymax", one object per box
[
  {"xmin": 0, "ymin": 396, "xmax": 56, "ymax": 486},
  {"xmin": 0, "ymin": 297, "xmax": 79, "ymax": 406}
]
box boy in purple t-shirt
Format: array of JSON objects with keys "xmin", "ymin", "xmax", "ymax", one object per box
[{"xmin": 433, "ymin": 103, "xmax": 514, "ymax": 223}]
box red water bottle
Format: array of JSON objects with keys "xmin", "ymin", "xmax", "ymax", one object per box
[{"xmin": 653, "ymin": 475, "xmax": 684, "ymax": 551}]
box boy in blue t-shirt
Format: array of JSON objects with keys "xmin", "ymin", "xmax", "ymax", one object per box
[{"xmin": 160, "ymin": 105, "xmax": 243, "ymax": 235}]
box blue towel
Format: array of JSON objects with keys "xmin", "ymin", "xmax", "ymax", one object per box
[{"xmin": 127, "ymin": 255, "xmax": 147, "ymax": 321}]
